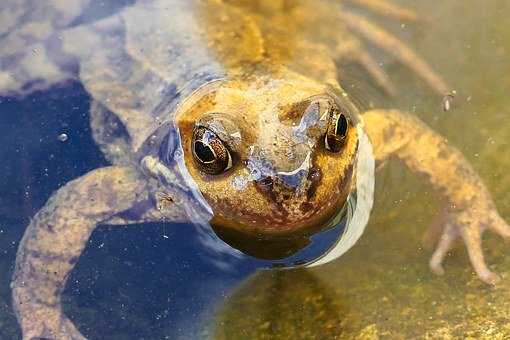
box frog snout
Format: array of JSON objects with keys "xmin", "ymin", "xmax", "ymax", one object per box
[
  {"xmin": 250, "ymin": 149, "xmax": 318, "ymax": 199},
  {"xmin": 255, "ymin": 165, "xmax": 320, "ymax": 202}
]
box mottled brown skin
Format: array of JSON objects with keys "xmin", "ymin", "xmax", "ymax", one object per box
[
  {"xmin": 173, "ymin": 72, "xmax": 360, "ymax": 258},
  {"xmin": 10, "ymin": 1, "xmax": 510, "ymax": 339},
  {"xmin": 178, "ymin": 77, "xmax": 357, "ymax": 229}
]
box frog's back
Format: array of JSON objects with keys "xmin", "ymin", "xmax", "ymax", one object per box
[{"xmin": 1, "ymin": 0, "xmax": 340, "ymax": 157}]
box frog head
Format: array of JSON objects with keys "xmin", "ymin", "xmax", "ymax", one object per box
[{"xmin": 175, "ymin": 71, "xmax": 359, "ymax": 259}]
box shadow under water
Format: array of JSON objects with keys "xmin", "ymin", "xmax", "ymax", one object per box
[{"xmin": 214, "ymin": 269, "xmax": 346, "ymax": 340}]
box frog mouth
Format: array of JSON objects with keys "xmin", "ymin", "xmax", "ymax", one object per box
[{"xmin": 209, "ymin": 195, "xmax": 352, "ymax": 260}]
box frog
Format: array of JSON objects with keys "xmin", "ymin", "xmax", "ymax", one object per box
[{"xmin": 2, "ymin": 0, "xmax": 509, "ymax": 339}]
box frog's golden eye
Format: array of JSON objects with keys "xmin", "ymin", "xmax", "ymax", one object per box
[
  {"xmin": 324, "ymin": 106, "xmax": 349, "ymax": 153},
  {"xmin": 192, "ymin": 126, "xmax": 233, "ymax": 175}
]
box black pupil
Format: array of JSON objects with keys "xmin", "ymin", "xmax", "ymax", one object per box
[
  {"xmin": 194, "ymin": 141, "xmax": 215, "ymax": 162},
  {"xmin": 335, "ymin": 114, "xmax": 348, "ymax": 136}
]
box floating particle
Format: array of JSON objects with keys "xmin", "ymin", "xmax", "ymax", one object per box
[
  {"xmin": 442, "ymin": 90, "xmax": 456, "ymax": 111},
  {"xmin": 57, "ymin": 133, "xmax": 68, "ymax": 142},
  {"xmin": 156, "ymin": 192, "xmax": 174, "ymax": 212}
]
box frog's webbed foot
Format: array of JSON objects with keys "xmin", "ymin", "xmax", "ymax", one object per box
[
  {"xmin": 427, "ymin": 208, "xmax": 510, "ymax": 285},
  {"xmin": 336, "ymin": 5, "xmax": 449, "ymax": 96},
  {"xmin": 364, "ymin": 109, "xmax": 509, "ymax": 285}
]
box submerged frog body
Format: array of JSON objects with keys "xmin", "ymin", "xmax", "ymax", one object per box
[{"xmin": 2, "ymin": 0, "xmax": 508, "ymax": 339}]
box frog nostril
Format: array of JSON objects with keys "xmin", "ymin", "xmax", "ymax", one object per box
[
  {"xmin": 255, "ymin": 176, "xmax": 276, "ymax": 198},
  {"xmin": 307, "ymin": 167, "xmax": 322, "ymax": 199},
  {"xmin": 258, "ymin": 176, "xmax": 274, "ymax": 187}
]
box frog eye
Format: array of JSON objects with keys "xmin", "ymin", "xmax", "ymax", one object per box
[
  {"xmin": 192, "ymin": 126, "xmax": 233, "ymax": 175},
  {"xmin": 324, "ymin": 106, "xmax": 349, "ymax": 153}
]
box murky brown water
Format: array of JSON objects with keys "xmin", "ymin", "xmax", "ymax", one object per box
[{"xmin": 212, "ymin": 1, "xmax": 510, "ymax": 338}]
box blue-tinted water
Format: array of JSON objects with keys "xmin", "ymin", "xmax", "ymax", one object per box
[{"xmin": 0, "ymin": 83, "xmax": 257, "ymax": 339}]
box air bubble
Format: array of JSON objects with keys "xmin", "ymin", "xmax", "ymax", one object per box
[
  {"xmin": 442, "ymin": 91, "xmax": 456, "ymax": 112},
  {"xmin": 232, "ymin": 176, "xmax": 248, "ymax": 190},
  {"xmin": 57, "ymin": 133, "xmax": 68, "ymax": 142}
]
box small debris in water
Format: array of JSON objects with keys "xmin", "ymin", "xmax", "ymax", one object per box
[
  {"xmin": 156, "ymin": 192, "xmax": 174, "ymax": 213},
  {"xmin": 57, "ymin": 133, "xmax": 68, "ymax": 142},
  {"xmin": 442, "ymin": 90, "xmax": 456, "ymax": 111}
]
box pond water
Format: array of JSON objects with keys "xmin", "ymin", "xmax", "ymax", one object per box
[{"xmin": 1, "ymin": 0, "xmax": 509, "ymax": 339}]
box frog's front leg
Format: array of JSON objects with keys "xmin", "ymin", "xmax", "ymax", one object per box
[
  {"xmin": 363, "ymin": 110, "xmax": 510, "ymax": 284},
  {"xmin": 11, "ymin": 166, "xmax": 148, "ymax": 339}
]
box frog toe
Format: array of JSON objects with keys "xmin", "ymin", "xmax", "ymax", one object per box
[
  {"xmin": 333, "ymin": 36, "xmax": 396, "ymax": 96},
  {"xmin": 346, "ymin": 0, "xmax": 419, "ymax": 22},
  {"xmin": 479, "ymin": 270, "xmax": 501, "ymax": 286},
  {"xmin": 355, "ymin": 49, "xmax": 397, "ymax": 96},
  {"xmin": 340, "ymin": 11, "xmax": 449, "ymax": 95},
  {"xmin": 460, "ymin": 226, "xmax": 501, "ymax": 285},
  {"xmin": 19, "ymin": 307, "xmax": 85, "ymax": 340},
  {"xmin": 422, "ymin": 208, "xmax": 450, "ymax": 250},
  {"xmin": 23, "ymin": 315, "xmax": 86, "ymax": 340},
  {"xmin": 429, "ymin": 224, "xmax": 458, "ymax": 276},
  {"xmin": 489, "ymin": 212, "xmax": 510, "ymax": 240}
]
